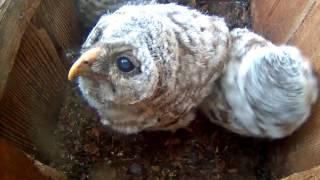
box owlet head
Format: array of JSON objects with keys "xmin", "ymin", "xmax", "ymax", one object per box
[{"xmin": 68, "ymin": 5, "xmax": 174, "ymax": 105}]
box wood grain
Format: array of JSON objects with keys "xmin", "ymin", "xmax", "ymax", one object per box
[
  {"xmin": 251, "ymin": 0, "xmax": 316, "ymax": 44},
  {"xmin": 0, "ymin": 0, "xmax": 80, "ymax": 154},
  {"xmin": 0, "ymin": 22, "xmax": 66, "ymax": 153},
  {"xmin": 32, "ymin": 0, "xmax": 81, "ymax": 54},
  {"xmin": 288, "ymin": 2, "xmax": 320, "ymax": 67},
  {"xmin": 251, "ymin": 0, "xmax": 278, "ymax": 32},
  {"xmin": 0, "ymin": 0, "xmax": 42, "ymax": 99}
]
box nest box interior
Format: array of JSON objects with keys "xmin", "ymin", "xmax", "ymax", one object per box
[{"xmin": 0, "ymin": 0, "xmax": 320, "ymax": 179}]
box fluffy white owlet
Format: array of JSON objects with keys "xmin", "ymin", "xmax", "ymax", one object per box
[
  {"xmin": 68, "ymin": 4, "xmax": 229, "ymax": 134},
  {"xmin": 200, "ymin": 28, "xmax": 318, "ymax": 138}
]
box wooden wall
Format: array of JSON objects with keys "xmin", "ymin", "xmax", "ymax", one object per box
[
  {"xmin": 251, "ymin": 0, "xmax": 320, "ymax": 177},
  {"xmin": 0, "ymin": 0, "xmax": 41, "ymax": 100},
  {"xmin": 0, "ymin": 0, "xmax": 80, "ymax": 154},
  {"xmin": 0, "ymin": 138, "xmax": 67, "ymax": 180}
]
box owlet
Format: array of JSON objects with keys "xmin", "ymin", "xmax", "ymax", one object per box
[
  {"xmin": 200, "ymin": 28, "xmax": 318, "ymax": 138},
  {"xmin": 68, "ymin": 4, "xmax": 229, "ymax": 133}
]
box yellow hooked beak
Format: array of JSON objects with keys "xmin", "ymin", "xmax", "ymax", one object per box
[{"xmin": 68, "ymin": 47, "xmax": 103, "ymax": 81}]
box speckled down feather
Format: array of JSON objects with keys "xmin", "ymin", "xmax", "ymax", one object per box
[
  {"xmin": 200, "ymin": 28, "xmax": 318, "ymax": 138},
  {"xmin": 76, "ymin": 0, "xmax": 152, "ymax": 28}
]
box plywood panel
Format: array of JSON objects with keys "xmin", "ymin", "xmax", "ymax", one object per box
[
  {"xmin": 0, "ymin": 0, "xmax": 80, "ymax": 154},
  {"xmin": 0, "ymin": 138, "xmax": 66, "ymax": 180},
  {"xmin": 32, "ymin": 0, "xmax": 81, "ymax": 53},
  {"xmin": 251, "ymin": 0, "xmax": 316, "ymax": 44},
  {"xmin": 288, "ymin": 2, "xmax": 320, "ymax": 68},
  {"xmin": 0, "ymin": 0, "xmax": 42, "ymax": 99},
  {"xmin": 0, "ymin": 23, "xmax": 66, "ymax": 153},
  {"xmin": 251, "ymin": 0, "xmax": 278, "ymax": 32},
  {"xmin": 0, "ymin": 138, "xmax": 47, "ymax": 180}
]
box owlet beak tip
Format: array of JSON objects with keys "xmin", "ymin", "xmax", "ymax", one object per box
[{"xmin": 67, "ymin": 47, "xmax": 103, "ymax": 81}]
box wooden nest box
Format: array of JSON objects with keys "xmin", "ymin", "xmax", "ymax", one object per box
[{"xmin": 0, "ymin": 0, "xmax": 320, "ymax": 179}]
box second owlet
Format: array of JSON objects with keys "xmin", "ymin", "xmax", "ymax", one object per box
[
  {"xmin": 200, "ymin": 28, "xmax": 318, "ymax": 138},
  {"xmin": 68, "ymin": 3, "xmax": 229, "ymax": 133}
]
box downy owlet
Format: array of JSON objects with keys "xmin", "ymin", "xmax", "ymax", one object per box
[
  {"xmin": 200, "ymin": 28, "xmax": 318, "ymax": 138},
  {"xmin": 68, "ymin": 3, "xmax": 229, "ymax": 133},
  {"xmin": 70, "ymin": 3, "xmax": 318, "ymax": 138}
]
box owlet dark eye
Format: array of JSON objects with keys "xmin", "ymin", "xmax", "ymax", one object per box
[{"xmin": 116, "ymin": 56, "xmax": 135, "ymax": 72}]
